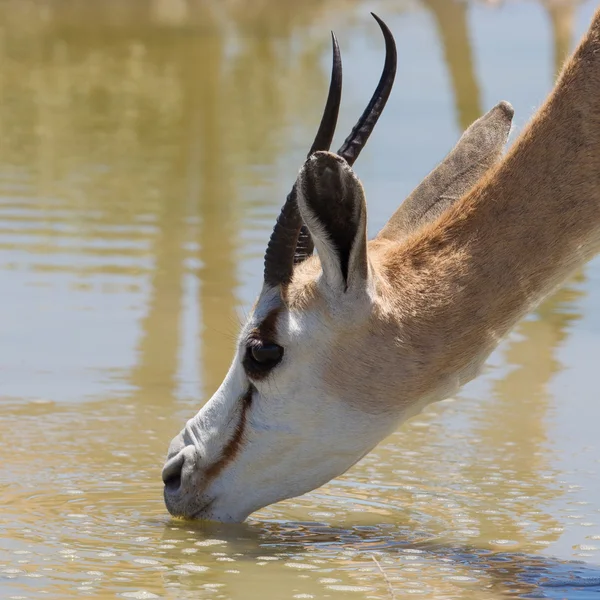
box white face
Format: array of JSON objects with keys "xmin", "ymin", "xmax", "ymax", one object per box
[
  {"xmin": 162, "ymin": 286, "xmax": 399, "ymax": 522},
  {"xmin": 161, "ymin": 115, "xmax": 514, "ymax": 521}
]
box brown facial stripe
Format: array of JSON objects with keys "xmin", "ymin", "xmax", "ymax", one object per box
[
  {"xmin": 205, "ymin": 387, "xmax": 252, "ymax": 481},
  {"xmin": 249, "ymin": 306, "xmax": 281, "ymax": 342}
]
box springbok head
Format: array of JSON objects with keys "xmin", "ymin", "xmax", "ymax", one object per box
[{"xmin": 162, "ymin": 14, "xmax": 514, "ymax": 522}]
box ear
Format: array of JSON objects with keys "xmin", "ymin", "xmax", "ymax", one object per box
[
  {"xmin": 377, "ymin": 101, "xmax": 514, "ymax": 240},
  {"xmin": 295, "ymin": 151, "xmax": 368, "ymax": 293}
]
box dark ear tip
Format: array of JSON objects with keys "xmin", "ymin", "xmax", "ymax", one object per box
[
  {"xmin": 309, "ymin": 151, "xmax": 348, "ymax": 169},
  {"xmin": 305, "ymin": 152, "xmax": 355, "ymax": 187},
  {"xmin": 495, "ymin": 100, "xmax": 515, "ymax": 120}
]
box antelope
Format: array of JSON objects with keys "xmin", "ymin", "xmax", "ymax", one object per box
[{"xmin": 162, "ymin": 9, "xmax": 600, "ymax": 522}]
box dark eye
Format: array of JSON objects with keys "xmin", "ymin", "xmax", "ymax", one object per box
[
  {"xmin": 243, "ymin": 342, "xmax": 284, "ymax": 378},
  {"xmin": 250, "ymin": 343, "xmax": 283, "ymax": 366}
]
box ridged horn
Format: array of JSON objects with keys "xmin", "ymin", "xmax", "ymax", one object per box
[
  {"xmin": 296, "ymin": 14, "xmax": 397, "ymax": 264},
  {"xmin": 337, "ymin": 13, "xmax": 397, "ymax": 166},
  {"xmin": 264, "ymin": 32, "xmax": 342, "ymax": 288},
  {"xmin": 263, "ymin": 14, "xmax": 397, "ymax": 288}
]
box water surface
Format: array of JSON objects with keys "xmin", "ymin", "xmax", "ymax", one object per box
[{"xmin": 2, "ymin": 1, "xmax": 600, "ymax": 598}]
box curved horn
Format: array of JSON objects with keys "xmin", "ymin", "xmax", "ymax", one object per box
[
  {"xmin": 308, "ymin": 33, "xmax": 343, "ymax": 156},
  {"xmin": 264, "ymin": 33, "xmax": 342, "ymax": 288},
  {"xmin": 296, "ymin": 16, "xmax": 396, "ymax": 268},
  {"xmin": 337, "ymin": 13, "xmax": 397, "ymax": 166}
]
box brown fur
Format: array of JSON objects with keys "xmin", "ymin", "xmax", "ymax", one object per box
[
  {"xmin": 247, "ymin": 307, "xmax": 282, "ymax": 343},
  {"xmin": 284, "ymin": 9, "xmax": 600, "ymax": 413}
]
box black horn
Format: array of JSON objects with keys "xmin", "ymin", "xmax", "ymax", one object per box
[
  {"xmin": 337, "ymin": 13, "xmax": 397, "ymax": 166},
  {"xmin": 263, "ymin": 15, "xmax": 397, "ymax": 289},
  {"xmin": 264, "ymin": 32, "xmax": 342, "ymax": 288},
  {"xmin": 296, "ymin": 16, "xmax": 396, "ymax": 267}
]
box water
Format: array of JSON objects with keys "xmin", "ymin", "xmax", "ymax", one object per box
[{"xmin": 2, "ymin": 0, "xmax": 600, "ymax": 598}]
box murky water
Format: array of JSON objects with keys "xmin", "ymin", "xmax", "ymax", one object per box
[{"xmin": 2, "ymin": 1, "xmax": 600, "ymax": 598}]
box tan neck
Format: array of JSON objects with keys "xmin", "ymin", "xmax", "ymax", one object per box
[{"xmin": 387, "ymin": 11, "xmax": 600, "ymax": 380}]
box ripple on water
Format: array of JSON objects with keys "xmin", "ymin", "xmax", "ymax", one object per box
[{"xmin": 2, "ymin": 4, "xmax": 600, "ymax": 599}]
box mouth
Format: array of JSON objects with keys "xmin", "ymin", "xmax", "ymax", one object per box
[
  {"xmin": 163, "ymin": 487, "xmax": 216, "ymax": 521},
  {"xmin": 162, "ymin": 452, "xmax": 216, "ymax": 520},
  {"xmin": 190, "ymin": 499, "xmax": 216, "ymax": 520}
]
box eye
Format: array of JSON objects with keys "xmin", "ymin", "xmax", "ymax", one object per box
[
  {"xmin": 250, "ymin": 343, "xmax": 284, "ymax": 366},
  {"xmin": 243, "ymin": 342, "xmax": 284, "ymax": 378}
]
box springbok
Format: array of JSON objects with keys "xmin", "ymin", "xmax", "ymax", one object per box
[{"xmin": 163, "ymin": 9, "xmax": 600, "ymax": 522}]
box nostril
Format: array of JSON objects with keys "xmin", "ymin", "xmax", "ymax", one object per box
[
  {"xmin": 164, "ymin": 471, "xmax": 181, "ymax": 492},
  {"xmin": 162, "ymin": 452, "xmax": 185, "ymax": 492}
]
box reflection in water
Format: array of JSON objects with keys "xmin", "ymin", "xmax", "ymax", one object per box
[
  {"xmin": 544, "ymin": 0, "xmax": 579, "ymax": 77},
  {"xmin": 421, "ymin": 0, "xmax": 482, "ymax": 130},
  {"xmin": 193, "ymin": 27, "xmax": 240, "ymax": 397},
  {"xmin": 0, "ymin": 1, "xmax": 599, "ymax": 599}
]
